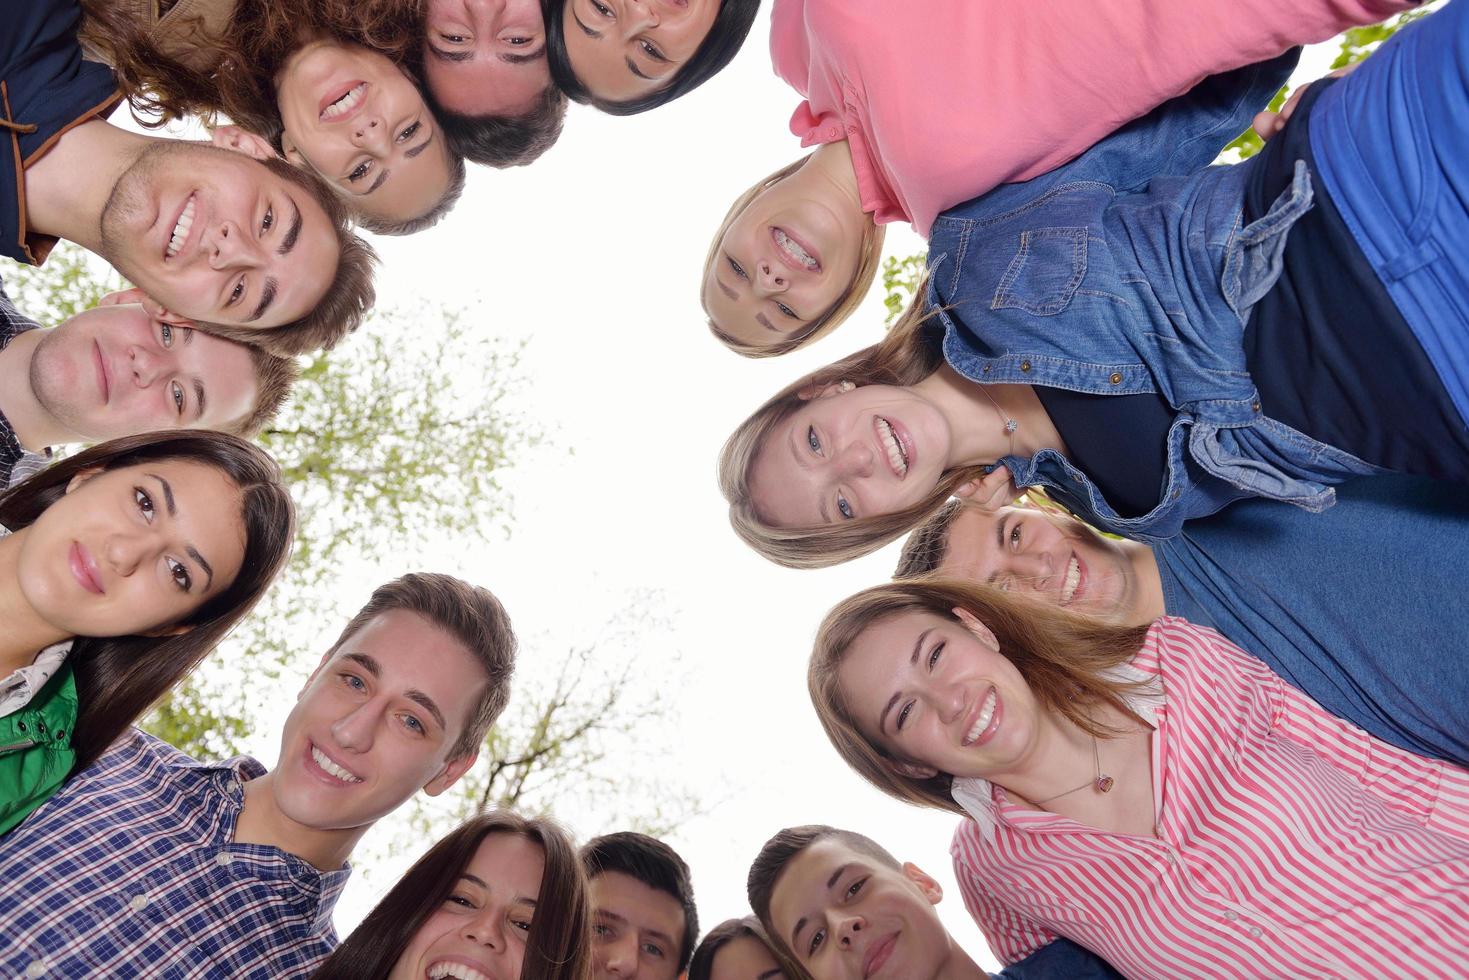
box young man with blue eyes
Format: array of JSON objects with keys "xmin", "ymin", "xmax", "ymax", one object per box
[
  {"xmin": 584, "ymin": 831, "xmax": 700, "ymax": 980},
  {"xmin": 748, "ymin": 825, "xmax": 1123, "ymax": 980},
  {"xmin": 0, "ymin": 277, "xmax": 296, "ymax": 488},
  {"xmin": 4, "ymin": 0, "xmax": 377, "ymax": 357},
  {"xmin": 0, "ymin": 573, "xmax": 517, "ymax": 977}
]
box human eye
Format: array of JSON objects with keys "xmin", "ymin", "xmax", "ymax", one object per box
[
  {"xmin": 341, "ymin": 673, "xmax": 368, "ymax": 692},
  {"xmin": 726, "ymin": 256, "xmax": 748, "ymax": 281},
  {"xmin": 445, "ymin": 891, "xmax": 476, "ymax": 909},
  {"xmin": 347, "ymin": 160, "xmax": 372, "ymax": 183},
  {"xmin": 440, "ymin": 32, "xmax": 470, "ymax": 43},
  {"xmin": 159, "ymin": 322, "xmax": 174, "ymax": 347},
  {"xmin": 845, "ymin": 876, "xmax": 867, "ymax": 899},
  {"xmin": 642, "ymin": 941, "xmax": 666, "ymax": 958},
  {"xmin": 511, "ymin": 913, "xmax": 534, "ymax": 931},
  {"xmin": 896, "ymin": 699, "xmax": 914, "ymax": 731},
  {"xmin": 776, "ymin": 302, "xmax": 800, "ymax": 320},
  {"xmin": 807, "ymin": 425, "xmax": 822, "ymax": 455},
  {"xmin": 506, "ymin": 34, "xmax": 533, "ymax": 45},
  {"xmin": 928, "ymin": 641, "xmax": 944, "ymax": 670},
  {"xmin": 593, "ymin": 923, "xmax": 612, "ymax": 938},
  {"xmin": 591, "ymin": 0, "xmax": 612, "ymax": 16},
  {"xmin": 401, "ymin": 713, "xmax": 425, "ymax": 735},
  {"xmin": 134, "ymin": 487, "xmax": 156, "ymax": 521},
  {"xmin": 808, "ymin": 927, "xmax": 825, "ymax": 956},
  {"xmin": 260, "ymin": 204, "xmax": 274, "ymax": 235},
  {"xmin": 228, "ymin": 277, "xmax": 246, "ymax": 306},
  {"xmin": 837, "ymin": 493, "xmax": 854, "ymax": 520},
  {"xmin": 165, "ymin": 556, "xmax": 193, "ymax": 593},
  {"xmin": 1010, "ymin": 523, "xmax": 1023, "ymax": 549},
  {"xmin": 171, "ymin": 381, "xmax": 185, "ymax": 416},
  {"xmin": 638, "ymin": 38, "xmax": 666, "ymax": 60},
  {"xmin": 396, "ymin": 121, "xmax": 422, "ymax": 143}
]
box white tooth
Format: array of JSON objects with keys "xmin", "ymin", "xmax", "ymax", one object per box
[
  {"xmin": 1062, "ymin": 557, "xmax": 1080, "ymax": 605},
  {"xmin": 877, "ymin": 418, "xmax": 907, "ymax": 476},
  {"xmin": 311, "ymin": 745, "xmax": 360, "ymax": 783},
  {"xmin": 166, "ymin": 196, "xmax": 195, "ymax": 259},
  {"xmin": 774, "ymin": 229, "xmax": 817, "ymax": 269},
  {"xmin": 966, "ymin": 690, "xmax": 997, "ymax": 744},
  {"xmin": 322, "ymin": 83, "xmax": 366, "ymax": 120}
]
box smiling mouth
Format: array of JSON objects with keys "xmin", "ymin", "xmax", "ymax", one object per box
[
  {"xmin": 963, "ymin": 688, "xmax": 999, "ymax": 746},
  {"xmin": 1061, "ymin": 555, "xmax": 1082, "ymax": 606},
  {"xmin": 863, "ymin": 932, "xmax": 898, "ymax": 977},
  {"xmin": 320, "ymin": 81, "xmax": 368, "ymax": 122},
  {"xmin": 876, "ymin": 417, "xmax": 909, "ymax": 477},
  {"xmin": 93, "ymin": 340, "xmax": 110, "ymax": 404},
  {"xmin": 427, "ymin": 963, "xmax": 497, "ymax": 980},
  {"xmin": 309, "ymin": 743, "xmax": 362, "ymax": 783},
  {"xmin": 772, "ymin": 226, "xmax": 820, "ymax": 273},
  {"xmin": 164, "ymin": 192, "xmax": 196, "ymax": 260}
]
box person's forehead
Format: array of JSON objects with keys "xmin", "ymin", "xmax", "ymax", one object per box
[
  {"xmin": 353, "ymin": 140, "xmax": 454, "ymax": 224},
  {"xmin": 191, "ymin": 333, "xmax": 260, "ymax": 422},
  {"xmin": 268, "ymin": 191, "xmax": 340, "ymax": 324},
  {"xmin": 770, "ymin": 839, "xmax": 870, "ymax": 930},
  {"xmin": 333, "ymin": 609, "xmax": 484, "ymax": 691},
  {"xmin": 592, "ymin": 870, "xmax": 686, "ymax": 939},
  {"xmin": 748, "ymin": 427, "xmax": 823, "ymax": 528},
  {"xmin": 467, "ymin": 832, "xmax": 546, "ymax": 896}
]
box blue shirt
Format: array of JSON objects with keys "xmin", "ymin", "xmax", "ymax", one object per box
[
  {"xmin": 1156, "ymin": 474, "xmax": 1469, "ymax": 767},
  {"xmin": 0, "ymin": 0, "xmax": 120, "ymax": 264},
  {"xmin": 926, "ymin": 51, "xmax": 1383, "ymax": 543},
  {"xmin": 0, "ymin": 729, "xmax": 349, "ymax": 979}
]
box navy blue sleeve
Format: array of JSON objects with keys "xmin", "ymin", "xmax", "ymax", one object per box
[{"xmin": 994, "ymin": 938, "xmax": 1126, "ymax": 980}]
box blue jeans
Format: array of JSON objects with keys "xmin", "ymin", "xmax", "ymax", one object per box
[{"xmin": 1311, "ymin": 0, "xmax": 1469, "ymax": 425}]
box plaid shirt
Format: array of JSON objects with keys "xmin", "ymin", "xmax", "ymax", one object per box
[
  {"xmin": 0, "ymin": 276, "xmax": 42, "ymax": 489},
  {"xmin": 0, "ymin": 729, "xmax": 350, "ymax": 979}
]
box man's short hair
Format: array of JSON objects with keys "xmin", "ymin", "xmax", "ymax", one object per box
[
  {"xmin": 329, "ymin": 572, "xmax": 516, "ymax": 758},
  {"xmin": 747, "ymin": 825, "xmax": 902, "ymax": 929},
  {"xmin": 894, "ymin": 499, "xmax": 966, "ymax": 579},
  {"xmin": 429, "ymin": 87, "xmax": 567, "ymax": 168},
  {"xmin": 582, "ymin": 831, "xmax": 699, "ymax": 971},
  {"xmin": 231, "ymin": 343, "xmax": 299, "ymax": 438},
  {"xmin": 203, "ymin": 158, "xmax": 378, "ymax": 357},
  {"xmin": 352, "ymin": 152, "xmax": 468, "ymax": 237}
]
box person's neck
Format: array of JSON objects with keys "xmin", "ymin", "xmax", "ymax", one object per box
[
  {"xmin": 0, "ymin": 529, "xmax": 72, "ymax": 673},
  {"xmin": 233, "ymin": 771, "xmax": 369, "ymax": 872},
  {"xmin": 803, "ymin": 140, "xmax": 866, "ymax": 222},
  {"xmin": 1125, "ymin": 544, "xmax": 1166, "ymax": 625},
  {"xmin": 931, "ymin": 940, "xmax": 990, "ymax": 980},
  {"xmin": 0, "ymin": 330, "xmax": 81, "ymax": 451},
  {"xmin": 23, "ymin": 119, "xmax": 151, "ymax": 253},
  {"xmin": 913, "ymin": 364, "xmax": 1071, "ymax": 468}
]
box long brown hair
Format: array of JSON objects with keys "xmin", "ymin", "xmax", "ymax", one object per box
[
  {"xmin": 704, "ymin": 156, "xmax": 886, "ymax": 359},
  {"xmin": 688, "ymin": 916, "xmax": 800, "ymax": 980},
  {"xmin": 80, "ymin": 0, "xmax": 424, "ymax": 135},
  {"xmin": 312, "ymin": 811, "xmax": 593, "ymax": 980},
  {"xmin": 809, "ymin": 578, "xmax": 1150, "ymax": 815},
  {"xmin": 719, "ymin": 295, "xmax": 986, "ymax": 569},
  {"xmin": 0, "ymin": 431, "xmax": 294, "ymax": 769}
]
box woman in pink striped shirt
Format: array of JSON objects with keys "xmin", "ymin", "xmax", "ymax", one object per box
[
  {"xmin": 807, "ymin": 578, "xmax": 1469, "ymax": 979},
  {"xmin": 701, "ymin": 0, "xmax": 1420, "ymax": 357}
]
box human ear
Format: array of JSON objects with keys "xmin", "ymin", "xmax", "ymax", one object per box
[
  {"xmin": 892, "ymin": 759, "xmax": 940, "ymax": 780},
  {"xmin": 212, "ymin": 124, "xmax": 281, "ymax": 162},
  {"xmin": 277, "ymin": 130, "xmax": 308, "ymax": 169},
  {"xmin": 954, "ymin": 465, "xmax": 1017, "ymax": 511},
  {"xmin": 64, "ymin": 466, "xmax": 106, "ymax": 495},
  {"xmin": 952, "ymin": 607, "xmax": 1000, "ymax": 652},
  {"xmin": 901, "ymin": 862, "xmax": 944, "ymax": 905},
  {"xmin": 424, "ymin": 749, "xmax": 479, "ymax": 796}
]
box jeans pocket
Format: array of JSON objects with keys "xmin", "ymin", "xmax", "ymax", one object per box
[{"xmin": 991, "ymin": 227, "xmax": 1088, "ymax": 316}]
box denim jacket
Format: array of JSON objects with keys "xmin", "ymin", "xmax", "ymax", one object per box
[{"xmin": 925, "ymin": 51, "xmax": 1383, "ymax": 542}]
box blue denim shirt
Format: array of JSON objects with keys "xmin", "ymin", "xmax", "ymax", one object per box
[{"xmin": 925, "ymin": 51, "xmax": 1383, "ymax": 542}]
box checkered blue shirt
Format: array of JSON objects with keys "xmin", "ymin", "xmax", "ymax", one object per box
[{"xmin": 0, "ymin": 729, "xmax": 350, "ymax": 978}]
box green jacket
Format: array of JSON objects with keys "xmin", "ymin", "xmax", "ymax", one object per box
[{"xmin": 0, "ymin": 662, "xmax": 76, "ymax": 835}]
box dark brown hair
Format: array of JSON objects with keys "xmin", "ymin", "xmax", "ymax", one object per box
[
  {"xmin": 0, "ymin": 430, "xmax": 294, "ymax": 769},
  {"xmin": 746, "ymin": 825, "xmax": 902, "ymax": 946},
  {"xmin": 581, "ymin": 832, "xmax": 698, "ymax": 971},
  {"xmin": 688, "ymin": 916, "xmax": 798, "ymax": 980},
  {"xmin": 199, "ymin": 157, "xmax": 378, "ymax": 357},
  {"xmin": 329, "ymin": 573, "xmax": 517, "ymax": 758},
  {"xmin": 893, "ymin": 499, "xmax": 965, "ymax": 580},
  {"xmin": 810, "ymin": 579, "xmax": 1151, "ymax": 816},
  {"xmin": 234, "ymin": 342, "xmax": 300, "ymax": 438},
  {"xmin": 312, "ymin": 810, "xmax": 593, "ymax": 980},
  {"xmin": 428, "ymin": 86, "xmax": 568, "ymax": 168}
]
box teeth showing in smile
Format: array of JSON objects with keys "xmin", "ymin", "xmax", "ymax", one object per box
[
  {"xmin": 311, "ymin": 745, "xmax": 361, "ymax": 783},
  {"xmin": 965, "ymin": 689, "xmax": 998, "ymax": 745},
  {"xmin": 165, "ymin": 194, "xmax": 195, "ymax": 259},
  {"xmin": 428, "ymin": 964, "xmax": 493, "ymax": 980},
  {"xmin": 876, "ymin": 417, "xmax": 908, "ymax": 476},
  {"xmin": 774, "ymin": 228, "xmax": 818, "ymax": 270},
  {"xmin": 1061, "ymin": 557, "xmax": 1080, "ymax": 606},
  {"xmin": 321, "ymin": 82, "xmax": 367, "ymax": 121}
]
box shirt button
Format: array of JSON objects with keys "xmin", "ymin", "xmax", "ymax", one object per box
[
  {"xmin": 128, "ymin": 895, "xmax": 147, "ymax": 912},
  {"xmin": 215, "ymin": 853, "xmax": 232, "ymax": 867},
  {"xmin": 26, "ymin": 960, "xmax": 47, "ymax": 978},
  {"xmin": 1251, "ymin": 400, "xmax": 1262, "ymax": 412},
  {"xmin": 1109, "ymin": 372, "xmax": 1123, "ymax": 385},
  {"xmin": 1224, "ymin": 910, "xmax": 1239, "ymax": 921},
  {"xmin": 1249, "ymin": 926, "xmax": 1263, "ymax": 938},
  {"xmin": 1020, "ymin": 360, "xmax": 1032, "ymax": 372}
]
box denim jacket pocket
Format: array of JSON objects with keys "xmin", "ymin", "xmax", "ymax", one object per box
[{"xmin": 991, "ymin": 227, "xmax": 1088, "ymax": 316}]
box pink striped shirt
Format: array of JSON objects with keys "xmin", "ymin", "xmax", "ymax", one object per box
[
  {"xmin": 950, "ymin": 617, "xmax": 1469, "ymax": 979},
  {"xmin": 769, "ymin": 0, "xmax": 1416, "ymax": 237}
]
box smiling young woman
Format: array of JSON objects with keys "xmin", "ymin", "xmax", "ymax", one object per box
[
  {"xmin": 311, "ymin": 810, "xmax": 592, "ymax": 980},
  {"xmin": 809, "ymin": 578, "xmax": 1469, "ymax": 978},
  {"xmin": 0, "ymin": 430, "xmax": 293, "ymax": 834}
]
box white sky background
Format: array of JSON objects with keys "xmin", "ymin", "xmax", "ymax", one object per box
[{"xmin": 127, "ymin": 18, "xmax": 1347, "ymax": 968}]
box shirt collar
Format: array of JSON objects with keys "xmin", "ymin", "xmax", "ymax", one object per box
[
  {"xmin": 951, "ymin": 660, "xmax": 1164, "ymax": 844},
  {"xmin": 0, "ymin": 639, "xmax": 73, "ymax": 717}
]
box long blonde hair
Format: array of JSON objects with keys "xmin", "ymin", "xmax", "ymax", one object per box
[
  {"xmin": 719, "ymin": 295, "xmax": 984, "ymax": 568},
  {"xmin": 704, "ymin": 155, "xmax": 886, "ymax": 358},
  {"xmin": 809, "ymin": 578, "xmax": 1151, "ymax": 815}
]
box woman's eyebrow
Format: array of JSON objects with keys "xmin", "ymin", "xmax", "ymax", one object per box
[
  {"xmin": 430, "ymin": 46, "xmax": 474, "ymax": 63},
  {"xmin": 147, "ymin": 472, "xmax": 215, "ymax": 589}
]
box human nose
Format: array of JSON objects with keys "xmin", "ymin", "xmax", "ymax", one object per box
[
  {"xmin": 351, "ymin": 115, "xmax": 389, "ymax": 153},
  {"xmin": 206, "ymin": 219, "xmax": 263, "ymax": 270},
  {"xmin": 623, "ymin": 0, "xmax": 659, "ymax": 30},
  {"xmin": 754, "ymin": 259, "xmax": 789, "ymax": 296},
  {"xmin": 127, "ymin": 344, "xmax": 165, "ymax": 387},
  {"xmin": 330, "ymin": 700, "xmax": 380, "ymax": 753},
  {"xmin": 461, "ymin": 907, "xmax": 506, "ymax": 950},
  {"xmin": 833, "ymin": 438, "xmax": 874, "ymax": 479},
  {"xmin": 101, "ymin": 526, "xmax": 151, "ymax": 579},
  {"xmin": 835, "ymin": 911, "xmax": 867, "ymax": 950},
  {"xmin": 602, "ymin": 934, "xmax": 638, "ymax": 975}
]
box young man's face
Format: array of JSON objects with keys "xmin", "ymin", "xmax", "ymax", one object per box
[
  {"xmin": 939, "ymin": 505, "xmax": 1137, "ymax": 619},
  {"xmin": 590, "ymin": 870, "xmax": 686, "ymax": 980},
  {"xmin": 767, "ymin": 839, "xmax": 953, "ymax": 980},
  {"xmin": 269, "ymin": 609, "xmax": 485, "ymax": 833},
  {"xmin": 99, "ymin": 141, "xmax": 339, "ymax": 330},
  {"xmin": 29, "ymin": 302, "xmax": 257, "ymax": 441}
]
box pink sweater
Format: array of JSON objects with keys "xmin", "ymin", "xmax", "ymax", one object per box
[{"xmin": 770, "ymin": 0, "xmax": 1417, "ymax": 237}]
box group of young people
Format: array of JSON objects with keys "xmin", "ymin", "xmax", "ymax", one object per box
[{"xmin": 2, "ymin": 0, "xmax": 1468, "ymax": 976}]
